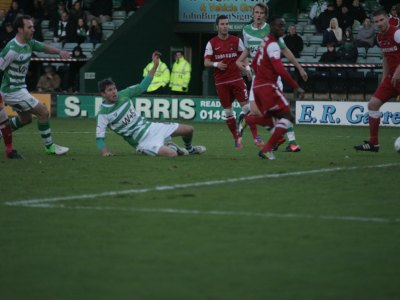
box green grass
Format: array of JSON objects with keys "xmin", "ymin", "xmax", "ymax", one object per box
[{"xmin": 1, "ymin": 119, "xmax": 399, "ymax": 300}]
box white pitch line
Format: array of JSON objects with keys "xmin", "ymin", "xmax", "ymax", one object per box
[
  {"xmin": 22, "ymin": 203, "xmax": 400, "ymax": 224},
  {"xmin": 4, "ymin": 162, "xmax": 400, "ymax": 206}
]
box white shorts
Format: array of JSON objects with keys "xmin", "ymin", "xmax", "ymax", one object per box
[
  {"xmin": 1, "ymin": 89, "xmax": 39, "ymax": 112},
  {"xmin": 137, "ymin": 122, "xmax": 179, "ymax": 156}
]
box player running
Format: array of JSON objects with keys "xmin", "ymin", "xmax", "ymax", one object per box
[
  {"xmin": 236, "ymin": 3, "xmax": 307, "ymax": 152},
  {"xmin": 0, "ymin": 15, "xmax": 70, "ymax": 155},
  {"xmin": 252, "ymin": 16, "xmax": 305, "ymax": 160},
  {"xmin": 204, "ymin": 15, "xmax": 251, "ymax": 150},
  {"xmin": 354, "ymin": 10, "xmax": 400, "ymax": 152},
  {"xmin": 96, "ymin": 51, "xmax": 206, "ymax": 157}
]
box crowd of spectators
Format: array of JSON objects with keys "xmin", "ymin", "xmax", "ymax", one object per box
[{"xmin": 0, "ymin": 0, "xmax": 145, "ymax": 92}]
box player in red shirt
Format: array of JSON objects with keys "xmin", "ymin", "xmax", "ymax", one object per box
[
  {"xmin": 204, "ymin": 15, "xmax": 251, "ymax": 150},
  {"xmin": 252, "ymin": 16, "xmax": 304, "ymax": 160},
  {"xmin": 355, "ymin": 10, "xmax": 400, "ymax": 152}
]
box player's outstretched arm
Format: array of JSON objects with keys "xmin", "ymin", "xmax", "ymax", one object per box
[{"xmin": 43, "ymin": 44, "xmax": 71, "ymax": 59}]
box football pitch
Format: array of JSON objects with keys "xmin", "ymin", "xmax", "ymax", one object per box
[{"xmin": 1, "ymin": 119, "xmax": 399, "ymax": 300}]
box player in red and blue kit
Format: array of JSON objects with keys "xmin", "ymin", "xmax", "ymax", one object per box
[
  {"xmin": 204, "ymin": 15, "xmax": 251, "ymax": 150},
  {"xmin": 251, "ymin": 16, "xmax": 304, "ymax": 160},
  {"xmin": 355, "ymin": 10, "xmax": 400, "ymax": 152}
]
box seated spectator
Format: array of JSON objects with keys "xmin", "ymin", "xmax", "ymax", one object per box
[
  {"xmin": 32, "ymin": 1, "xmax": 46, "ymax": 22},
  {"xmin": 88, "ymin": 18, "xmax": 102, "ymax": 44},
  {"xmin": 333, "ymin": 0, "xmax": 345, "ymax": 15},
  {"xmin": 342, "ymin": 27, "xmax": 353, "ymax": 44},
  {"xmin": 323, "ymin": 17, "xmax": 342, "ymax": 46},
  {"xmin": 338, "ymin": 6, "xmax": 354, "ymax": 31},
  {"xmin": 337, "ymin": 37, "xmax": 358, "ymax": 63},
  {"xmin": 283, "ymin": 24, "xmax": 304, "ymax": 58},
  {"xmin": 355, "ymin": 17, "xmax": 375, "ymax": 48},
  {"xmin": 49, "ymin": 1, "xmax": 67, "ymax": 30},
  {"xmin": 70, "ymin": 1, "xmax": 88, "ymax": 23},
  {"xmin": 389, "ymin": 5, "xmax": 400, "ymax": 27},
  {"xmin": 309, "ymin": 0, "xmax": 328, "ymax": 25},
  {"xmin": 76, "ymin": 17, "xmax": 88, "ymax": 43},
  {"xmin": 89, "ymin": 0, "xmax": 112, "ymax": 23},
  {"xmin": 350, "ymin": 0, "xmax": 366, "ymax": 23},
  {"xmin": 319, "ymin": 42, "xmax": 338, "ymax": 63},
  {"xmin": 4, "ymin": 1, "xmax": 23, "ymax": 25},
  {"xmin": 32, "ymin": 16, "xmax": 44, "ymax": 41},
  {"xmin": 316, "ymin": 4, "xmax": 337, "ymax": 33},
  {"xmin": 54, "ymin": 11, "xmax": 77, "ymax": 43},
  {"xmin": 0, "ymin": 22, "xmax": 15, "ymax": 50},
  {"xmin": 67, "ymin": 45, "xmax": 87, "ymax": 92},
  {"xmin": 379, "ymin": 0, "xmax": 397, "ymax": 13},
  {"xmin": 36, "ymin": 66, "xmax": 61, "ymax": 92}
]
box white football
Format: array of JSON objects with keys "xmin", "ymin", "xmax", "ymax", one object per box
[{"xmin": 395, "ymin": 137, "xmax": 400, "ymax": 152}]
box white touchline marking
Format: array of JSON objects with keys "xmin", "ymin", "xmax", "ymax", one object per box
[
  {"xmin": 21, "ymin": 204, "xmax": 400, "ymax": 224},
  {"xmin": 5, "ymin": 162, "xmax": 400, "ymax": 206}
]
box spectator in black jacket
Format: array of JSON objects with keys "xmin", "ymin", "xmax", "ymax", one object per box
[
  {"xmin": 319, "ymin": 42, "xmax": 338, "ymax": 63},
  {"xmin": 283, "ymin": 25, "xmax": 304, "ymax": 58},
  {"xmin": 0, "ymin": 22, "xmax": 15, "ymax": 50},
  {"xmin": 337, "ymin": 38, "xmax": 358, "ymax": 63},
  {"xmin": 4, "ymin": 1, "xmax": 23, "ymax": 25},
  {"xmin": 350, "ymin": 0, "xmax": 367, "ymax": 23},
  {"xmin": 89, "ymin": 0, "xmax": 112, "ymax": 23},
  {"xmin": 54, "ymin": 11, "xmax": 77, "ymax": 43},
  {"xmin": 316, "ymin": 4, "xmax": 337, "ymax": 33}
]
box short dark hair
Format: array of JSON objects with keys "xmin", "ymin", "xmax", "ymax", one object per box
[
  {"xmin": 98, "ymin": 78, "xmax": 115, "ymax": 93},
  {"xmin": 269, "ymin": 15, "xmax": 283, "ymax": 25},
  {"xmin": 13, "ymin": 15, "xmax": 32, "ymax": 32},
  {"xmin": 216, "ymin": 15, "xmax": 228, "ymax": 25},
  {"xmin": 372, "ymin": 9, "xmax": 387, "ymax": 17}
]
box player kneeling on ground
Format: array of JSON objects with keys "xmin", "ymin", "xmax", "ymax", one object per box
[{"xmin": 96, "ymin": 51, "xmax": 206, "ymax": 157}]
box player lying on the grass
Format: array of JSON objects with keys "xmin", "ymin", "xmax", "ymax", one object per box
[
  {"xmin": 96, "ymin": 51, "xmax": 206, "ymax": 157},
  {"xmin": 251, "ymin": 16, "xmax": 304, "ymax": 160}
]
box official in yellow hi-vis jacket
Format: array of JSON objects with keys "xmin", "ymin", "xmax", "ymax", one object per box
[
  {"xmin": 169, "ymin": 51, "xmax": 191, "ymax": 94},
  {"xmin": 143, "ymin": 51, "xmax": 170, "ymax": 94}
]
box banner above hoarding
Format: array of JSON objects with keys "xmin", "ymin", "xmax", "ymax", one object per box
[{"xmin": 178, "ymin": 0, "xmax": 270, "ymax": 23}]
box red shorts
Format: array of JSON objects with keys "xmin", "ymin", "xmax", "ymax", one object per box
[
  {"xmin": 253, "ymin": 83, "xmax": 290, "ymax": 117},
  {"xmin": 374, "ymin": 76, "xmax": 400, "ymax": 102},
  {"xmin": 215, "ymin": 79, "xmax": 248, "ymax": 108}
]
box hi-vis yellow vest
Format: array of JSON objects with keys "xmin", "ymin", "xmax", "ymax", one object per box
[
  {"xmin": 169, "ymin": 57, "xmax": 191, "ymax": 92},
  {"xmin": 143, "ymin": 60, "xmax": 170, "ymax": 92}
]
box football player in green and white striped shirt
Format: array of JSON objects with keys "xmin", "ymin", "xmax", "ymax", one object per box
[
  {"xmin": 96, "ymin": 51, "xmax": 206, "ymax": 157},
  {"xmin": 236, "ymin": 3, "xmax": 308, "ymax": 152},
  {"xmin": 0, "ymin": 15, "xmax": 70, "ymax": 155}
]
